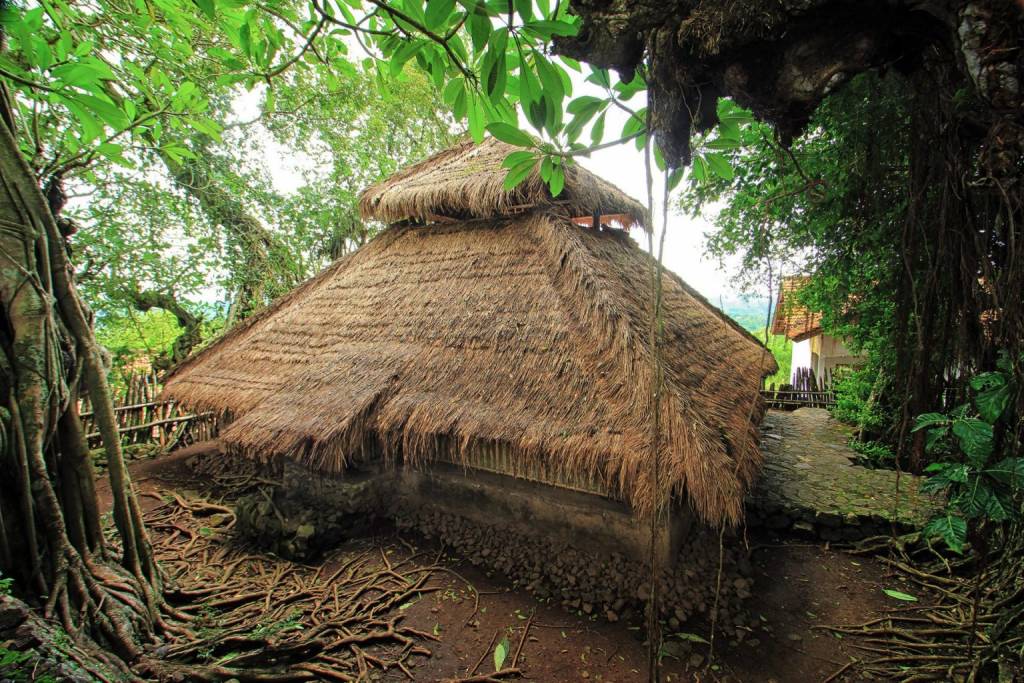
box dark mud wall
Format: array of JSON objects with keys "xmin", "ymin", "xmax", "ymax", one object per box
[{"xmin": 219, "ymin": 455, "xmax": 755, "ymax": 639}]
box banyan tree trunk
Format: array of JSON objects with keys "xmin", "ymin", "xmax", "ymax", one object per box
[{"xmin": 0, "ymin": 83, "xmax": 158, "ymax": 661}]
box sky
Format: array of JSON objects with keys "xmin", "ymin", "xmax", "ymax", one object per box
[{"xmin": 234, "ymin": 71, "xmax": 755, "ymax": 307}]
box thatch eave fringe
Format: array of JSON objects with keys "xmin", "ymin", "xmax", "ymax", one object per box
[{"xmin": 164, "ymin": 209, "xmax": 773, "ymax": 527}]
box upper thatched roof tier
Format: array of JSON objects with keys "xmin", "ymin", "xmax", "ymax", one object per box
[
  {"xmin": 164, "ymin": 211, "xmax": 776, "ymax": 527},
  {"xmin": 771, "ymin": 276, "xmax": 822, "ymax": 342},
  {"xmin": 358, "ymin": 137, "xmax": 649, "ymax": 227}
]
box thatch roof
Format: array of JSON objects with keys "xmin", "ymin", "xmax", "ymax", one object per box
[
  {"xmin": 771, "ymin": 276, "xmax": 822, "ymax": 342},
  {"xmin": 358, "ymin": 137, "xmax": 649, "ymax": 227},
  {"xmin": 165, "ymin": 209, "xmax": 776, "ymax": 526}
]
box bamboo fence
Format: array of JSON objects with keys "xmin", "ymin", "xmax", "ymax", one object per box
[
  {"xmin": 80, "ymin": 368, "xmax": 218, "ymax": 450},
  {"xmin": 761, "ymin": 367, "xmax": 836, "ymax": 409}
]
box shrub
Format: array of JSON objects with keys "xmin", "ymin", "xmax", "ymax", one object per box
[
  {"xmin": 914, "ymin": 351, "xmax": 1022, "ymax": 553},
  {"xmin": 831, "ymin": 366, "xmax": 885, "ymax": 433},
  {"xmin": 850, "ymin": 440, "xmax": 896, "ymax": 469}
]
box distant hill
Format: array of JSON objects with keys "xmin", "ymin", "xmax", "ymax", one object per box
[
  {"xmin": 716, "ymin": 295, "xmax": 791, "ymax": 385},
  {"xmin": 717, "ymin": 296, "xmax": 773, "ymax": 335}
]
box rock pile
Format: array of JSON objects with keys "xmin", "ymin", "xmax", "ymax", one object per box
[
  {"xmin": 393, "ymin": 504, "xmax": 756, "ymax": 639},
  {"xmin": 90, "ymin": 443, "xmax": 164, "ymax": 472},
  {"xmin": 197, "ymin": 452, "xmax": 759, "ymax": 637}
]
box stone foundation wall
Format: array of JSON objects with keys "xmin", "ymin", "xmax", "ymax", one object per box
[
  {"xmin": 224, "ymin": 455, "xmax": 755, "ymax": 638},
  {"xmin": 392, "ymin": 500, "xmax": 754, "ymax": 637}
]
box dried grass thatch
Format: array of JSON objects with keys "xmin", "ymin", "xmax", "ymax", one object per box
[
  {"xmin": 165, "ymin": 209, "xmax": 776, "ymax": 526},
  {"xmin": 771, "ymin": 276, "xmax": 822, "ymax": 342},
  {"xmin": 358, "ymin": 137, "xmax": 650, "ymax": 228}
]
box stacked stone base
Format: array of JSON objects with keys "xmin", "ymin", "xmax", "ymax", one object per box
[
  {"xmin": 391, "ymin": 502, "xmax": 755, "ymax": 637},
  {"xmin": 196, "ymin": 453, "xmax": 758, "ymax": 639}
]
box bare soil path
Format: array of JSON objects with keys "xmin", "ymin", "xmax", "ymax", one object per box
[{"xmin": 93, "ymin": 447, "xmax": 923, "ymax": 682}]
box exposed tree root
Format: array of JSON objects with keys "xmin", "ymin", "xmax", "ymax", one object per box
[
  {"xmin": 131, "ymin": 479, "xmax": 467, "ymax": 682},
  {"xmin": 818, "ymin": 531, "xmax": 1023, "ymax": 682}
]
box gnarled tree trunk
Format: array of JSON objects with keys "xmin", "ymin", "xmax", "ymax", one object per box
[{"xmin": 0, "ymin": 81, "xmax": 158, "ymax": 664}]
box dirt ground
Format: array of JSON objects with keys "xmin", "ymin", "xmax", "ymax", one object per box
[{"xmin": 97, "ymin": 446, "xmax": 918, "ymax": 682}]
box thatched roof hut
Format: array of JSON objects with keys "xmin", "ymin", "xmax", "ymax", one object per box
[
  {"xmin": 164, "ymin": 138, "xmax": 777, "ymax": 526},
  {"xmin": 771, "ymin": 276, "xmax": 822, "ymax": 341}
]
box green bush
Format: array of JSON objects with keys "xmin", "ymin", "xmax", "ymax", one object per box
[
  {"xmin": 914, "ymin": 351, "xmax": 1022, "ymax": 553},
  {"xmin": 761, "ymin": 334, "xmax": 793, "ymax": 388},
  {"xmin": 850, "ymin": 440, "xmax": 896, "ymax": 469},
  {"xmin": 831, "ymin": 366, "xmax": 885, "ymax": 433}
]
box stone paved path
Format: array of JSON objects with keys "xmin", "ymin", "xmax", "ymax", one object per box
[{"xmin": 747, "ymin": 408, "xmax": 941, "ymax": 540}]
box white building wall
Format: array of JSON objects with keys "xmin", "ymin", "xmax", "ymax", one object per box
[
  {"xmin": 815, "ymin": 334, "xmax": 863, "ymax": 380},
  {"xmin": 790, "ymin": 338, "xmax": 812, "ymax": 383}
]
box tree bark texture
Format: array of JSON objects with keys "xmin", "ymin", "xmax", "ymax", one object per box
[{"xmin": 0, "ymin": 82, "xmax": 156, "ymax": 658}]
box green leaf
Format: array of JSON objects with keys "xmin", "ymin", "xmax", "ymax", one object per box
[
  {"xmin": 717, "ymin": 118, "xmax": 741, "ymax": 142},
  {"xmin": 534, "ymin": 54, "xmax": 565, "ymax": 107},
  {"xmin": 987, "ymin": 457, "xmax": 1024, "ymax": 485},
  {"xmin": 691, "ymin": 155, "xmax": 709, "ymax": 183},
  {"xmin": 468, "ymin": 10, "xmax": 491, "ymax": 52},
  {"xmin": 667, "ymin": 167, "xmax": 685, "ymax": 190},
  {"xmin": 452, "ymin": 86, "xmax": 468, "ymax": 120},
  {"xmin": 493, "ymin": 636, "xmax": 509, "ymax": 672},
  {"xmin": 70, "ymin": 94, "xmax": 130, "ymax": 130},
  {"xmin": 518, "ymin": 60, "xmax": 540, "ymax": 107},
  {"xmin": 882, "ymin": 589, "xmax": 918, "ymax": 602},
  {"xmin": 549, "ymin": 161, "xmax": 565, "ymax": 197},
  {"xmin": 501, "ymin": 150, "xmax": 535, "ymax": 169},
  {"xmin": 654, "ymin": 145, "xmax": 666, "ymax": 172},
  {"xmin": 389, "ymin": 39, "xmax": 424, "ymax": 77},
  {"xmin": 189, "ymin": 116, "xmax": 223, "ymax": 142},
  {"xmin": 983, "ymin": 491, "xmax": 1011, "ymax": 523},
  {"xmin": 621, "ymin": 110, "xmax": 645, "ymax": 141},
  {"xmin": 590, "ymin": 110, "xmax": 606, "ymax": 145},
  {"xmin": 481, "ymin": 27, "xmax": 508, "ymax": 104},
  {"xmin": 613, "ymin": 74, "xmax": 646, "ymax": 101},
  {"xmin": 521, "ymin": 19, "xmax": 578, "ymax": 39},
  {"xmin": 502, "ymin": 158, "xmax": 535, "ymax": 191},
  {"xmin": 912, "ymin": 413, "xmax": 949, "ymax": 432},
  {"xmin": 513, "ymin": 0, "xmax": 532, "ymax": 22},
  {"xmin": 924, "ymin": 425, "xmax": 948, "ymax": 453},
  {"xmin": 62, "ymin": 98, "xmax": 103, "ymax": 143},
  {"xmin": 425, "ymin": 0, "xmax": 456, "ymax": 30},
  {"xmin": 467, "ymin": 92, "xmax": 485, "ymax": 143},
  {"xmin": 487, "ymin": 122, "xmax": 533, "ymax": 147},
  {"xmin": 73, "ymin": 40, "xmax": 95, "ymax": 58},
  {"xmin": 195, "ymin": 0, "xmax": 216, "ymax": 19},
  {"xmin": 566, "ymin": 95, "xmax": 603, "ymax": 115},
  {"xmin": 442, "ymin": 77, "xmax": 464, "ymax": 106},
  {"xmin": 952, "ymin": 418, "xmax": 994, "ymax": 466},
  {"xmin": 672, "ymin": 632, "xmax": 709, "ymax": 644},
  {"xmin": 585, "ymin": 67, "xmax": 610, "ymax": 88},
  {"xmin": 923, "ymin": 514, "xmax": 967, "ymax": 554},
  {"xmin": 51, "ymin": 60, "xmax": 115, "ymax": 87},
  {"xmin": 969, "ymin": 371, "xmax": 1006, "ymax": 393},
  {"xmin": 539, "ymin": 155, "xmax": 552, "ymax": 182},
  {"xmin": 973, "ymin": 378, "xmax": 1011, "ymax": 425}
]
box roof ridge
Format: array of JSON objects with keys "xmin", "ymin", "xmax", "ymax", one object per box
[{"xmin": 358, "ymin": 137, "xmax": 649, "ymax": 227}]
